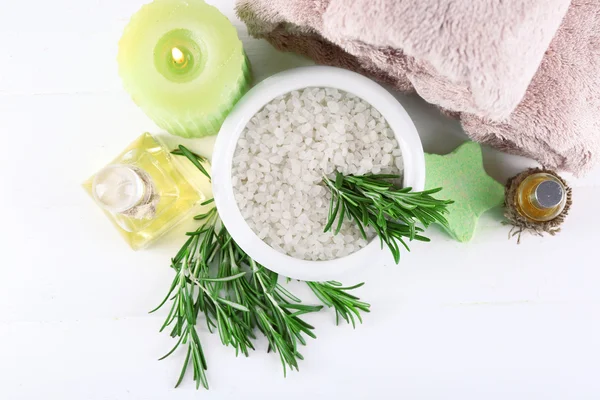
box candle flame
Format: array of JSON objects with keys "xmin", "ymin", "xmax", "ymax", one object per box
[{"xmin": 171, "ymin": 47, "xmax": 185, "ymax": 64}]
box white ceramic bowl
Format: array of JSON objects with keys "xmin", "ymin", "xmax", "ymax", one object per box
[{"xmin": 212, "ymin": 66, "xmax": 425, "ymax": 281}]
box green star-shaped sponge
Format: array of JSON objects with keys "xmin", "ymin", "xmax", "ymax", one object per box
[{"xmin": 425, "ymin": 141, "xmax": 504, "ymax": 242}]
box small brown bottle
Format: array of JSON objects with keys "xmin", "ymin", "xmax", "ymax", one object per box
[{"xmin": 515, "ymin": 172, "xmax": 567, "ymax": 222}]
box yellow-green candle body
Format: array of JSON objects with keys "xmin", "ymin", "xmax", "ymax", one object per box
[{"xmin": 118, "ymin": 0, "xmax": 251, "ymax": 138}]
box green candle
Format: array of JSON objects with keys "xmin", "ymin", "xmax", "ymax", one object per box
[{"xmin": 118, "ymin": 0, "xmax": 251, "ymax": 138}]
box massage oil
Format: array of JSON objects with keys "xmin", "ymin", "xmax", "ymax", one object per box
[{"xmin": 83, "ymin": 133, "xmax": 209, "ymax": 249}]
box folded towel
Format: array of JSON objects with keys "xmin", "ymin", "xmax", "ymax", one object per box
[{"xmin": 237, "ymin": 0, "xmax": 600, "ymax": 175}]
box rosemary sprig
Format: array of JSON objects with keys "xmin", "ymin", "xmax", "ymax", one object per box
[
  {"xmin": 171, "ymin": 145, "xmax": 211, "ymax": 181},
  {"xmin": 307, "ymin": 281, "xmax": 371, "ymax": 327},
  {"xmin": 151, "ymin": 147, "xmax": 371, "ymax": 390},
  {"xmin": 323, "ymin": 172, "xmax": 453, "ymax": 263}
]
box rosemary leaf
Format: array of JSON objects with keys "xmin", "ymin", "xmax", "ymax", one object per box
[{"xmin": 323, "ymin": 172, "xmax": 452, "ymax": 263}]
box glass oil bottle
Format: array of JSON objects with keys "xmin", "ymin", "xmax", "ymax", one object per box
[
  {"xmin": 83, "ymin": 133, "xmax": 210, "ymax": 250},
  {"xmin": 515, "ymin": 172, "xmax": 567, "ymax": 222}
]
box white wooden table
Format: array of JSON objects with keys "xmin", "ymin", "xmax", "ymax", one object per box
[{"xmin": 1, "ymin": 1, "xmax": 599, "ymax": 399}]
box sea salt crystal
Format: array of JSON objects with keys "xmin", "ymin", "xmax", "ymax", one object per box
[
  {"xmin": 395, "ymin": 157, "xmax": 404, "ymax": 169},
  {"xmin": 333, "ymin": 152, "xmax": 345, "ymax": 165},
  {"xmin": 269, "ymin": 155, "xmax": 283, "ymax": 164},
  {"xmin": 360, "ymin": 158, "xmax": 373, "ymax": 170},
  {"xmin": 300, "ymin": 123, "xmax": 312, "ymax": 134},
  {"xmin": 355, "ymin": 113, "xmax": 366, "ymax": 129},
  {"xmin": 327, "ymin": 101, "xmax": 340, "ymax": 113},
  {"xmin": 291, "ymin": 160, "xmax": 301, "ymax": 176}
]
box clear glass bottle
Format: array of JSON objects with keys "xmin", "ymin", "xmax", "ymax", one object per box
[
  {"xmin": 515, "ymin": 172, "xmax": 566, "ymax": 222},
  {"xmin": 83, "ymin": 133, "xmax": 209, "ymax": 250}
]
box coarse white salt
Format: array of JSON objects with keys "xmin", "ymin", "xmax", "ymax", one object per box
[{"xmin": 232, "ymin": 88, "xmax": 403, "ymax": 261}]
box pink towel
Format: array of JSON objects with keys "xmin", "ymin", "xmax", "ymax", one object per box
[{"xmin": 237, "ymin": 0, "xmax": 600, "ymax": 175}]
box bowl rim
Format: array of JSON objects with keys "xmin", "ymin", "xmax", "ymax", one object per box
[{"xmin": 212, "ymin": 66, "xmax": 425, "ymax": 281}]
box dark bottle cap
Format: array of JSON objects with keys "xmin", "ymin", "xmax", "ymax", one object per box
[{"xmin": 534, "ymin": 180, "xmax": 564, "ymax": 209}]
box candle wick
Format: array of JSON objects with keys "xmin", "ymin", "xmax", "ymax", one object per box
[{"xmin": 171, "ymin": 47, "xmax": 185, "ymax": 64}]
